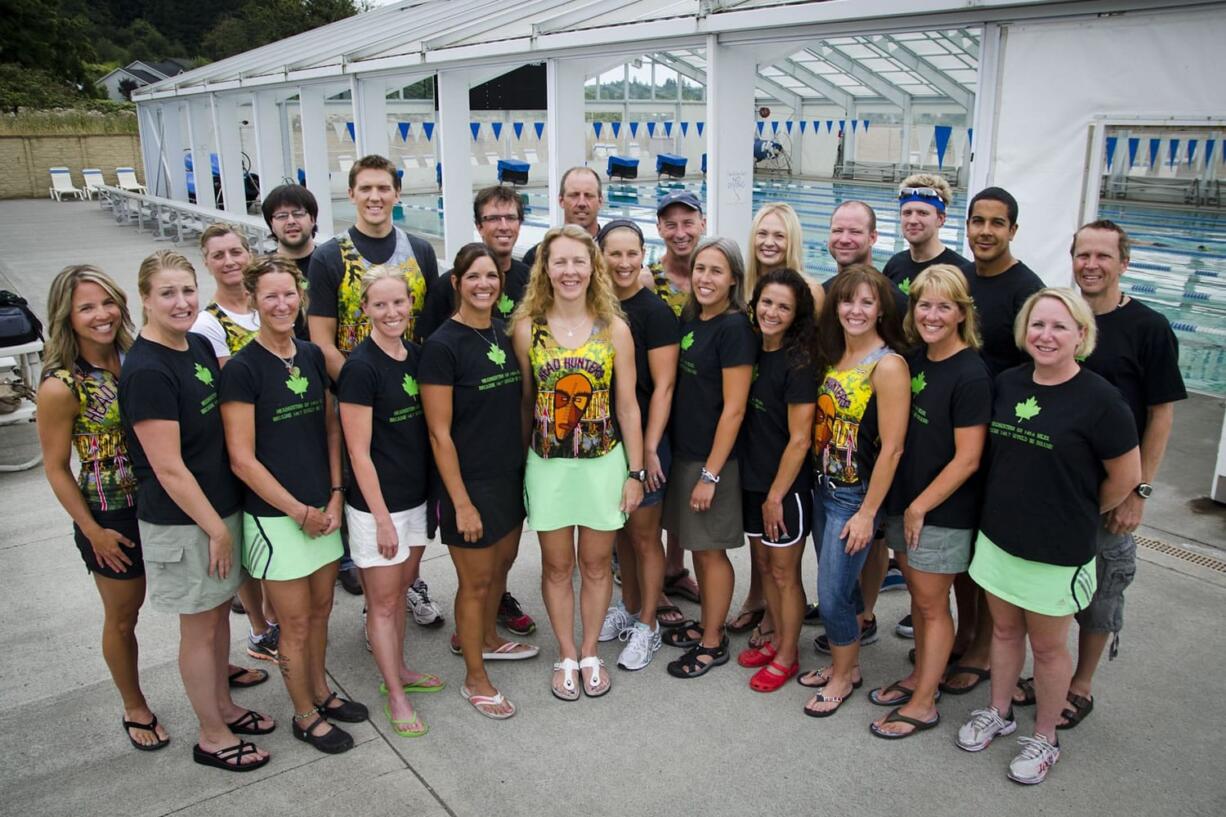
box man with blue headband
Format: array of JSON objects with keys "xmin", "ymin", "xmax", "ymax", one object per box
[{"xmin": 883, "ymin": 174, "xmax": 968, "ymax": 297}]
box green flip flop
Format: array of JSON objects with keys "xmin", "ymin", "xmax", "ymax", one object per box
[
  {"xmin": 379, "ymin": 674, "xmax": 446, "ymax": 695},
  {"xmin": 383, "ymin": 701, "xmax": 428, "ymax": 738}
]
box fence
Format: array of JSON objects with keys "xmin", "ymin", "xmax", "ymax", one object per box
[{"xmin": 0, "ymin": 134, "xmax": 144, "ymax": 199}]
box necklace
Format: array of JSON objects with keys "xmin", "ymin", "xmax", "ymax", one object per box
[
  {"xmin": 551, "ymin": 313, "xmax": 590, "ymax": 339},
  {"xmin": 258, "ymin": 337, "xmax": 297, "ymax": 373},
  {"xmin": 464, "ymin": 320, "xmax": 507, "ymax": 367}
]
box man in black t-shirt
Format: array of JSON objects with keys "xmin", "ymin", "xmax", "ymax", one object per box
[
  {"xmin": 882, "ymin": 173, "xmax": 969, "ymax": 297},
  {"xmin": 418, "ymin": 185, "xmax": 531, "ymax": 341},
  {"xmin": 262, "ymin": 183, "xmax": 317, "ymax": 340},
  {"xmin": 521, "ymin": 167, "xmax": 603, "ymax": 269},
  {"xmin": 1064, "ymin": 219, "xmax": 1187, "ymax": 728},
  {"xmin": 821, "ymin": 200, "xmax": 907, "ymax": 320}
]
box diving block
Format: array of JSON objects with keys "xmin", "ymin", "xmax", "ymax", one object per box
[
  {"xmin": 607, "ymin": 155, "xmax": 639, "ymax": 181},
  {"xmin": 656, "ymin": 153, "xmax": 687, "ymax": 179},
  {"xmin": 497, "ymin": 158, "xmax": 530, "ymax": 186}
]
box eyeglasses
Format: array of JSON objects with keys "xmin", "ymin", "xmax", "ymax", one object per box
[
  {"xmin": 271, "ymin": 210, "xmax": 309, "ymax": 222},
  {"xmin": 480, "ymin": 214, "xmax": 521, "ymax": 225}
]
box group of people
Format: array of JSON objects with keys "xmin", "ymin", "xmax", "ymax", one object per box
[{"xmin": 39, "ymin": 155, "xmax": 1185, "ymax": 787}]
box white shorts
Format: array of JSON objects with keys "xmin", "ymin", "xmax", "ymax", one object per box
[{"xmin": 344, "ymin": 503, "xmax": 430, "ymax": 569}]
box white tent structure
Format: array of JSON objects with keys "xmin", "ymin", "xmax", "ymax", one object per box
[{"xmin": 132, "ymin": 0, "xmax": 1225, "ymax": 278}]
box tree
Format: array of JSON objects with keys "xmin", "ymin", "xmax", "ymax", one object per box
[
  {"xmin": 117, "ymin": 77, "xmax": 142, "ymax": 100},
  {"xmin": 0, "ymin": 0, "xmax": 96, "ymax": 88}
]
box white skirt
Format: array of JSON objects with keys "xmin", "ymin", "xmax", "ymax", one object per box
[{"xmin": 344, "ymin": 502, "xmax": 430, "ymax": 568}]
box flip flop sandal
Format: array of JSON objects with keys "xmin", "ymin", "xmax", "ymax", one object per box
[
  {"xmin": 123, "ymin": 715, "xmax": 170, "ymax": 751},
  {"xmin": 579, "ymin": 656, "xmax": 611, "ymax": 698},
  {"xmin": 461, "ymin": 685, "xmax": 516, "ymax": 720},
  {"xmin": 1056, "ymin": 693, "xmax": 1094, "ymax": 730},
  {"xmin": 661, "ymin": 621, "xmax": 703, "ymax": 649},
  {"xmin": 551, "ymin": 658, "xmax": 580, "ymax": 701},
  {"xmin": 192, "ymin": 740, "xmax": 270, "ymax": 772},
  {"xmin": 1014, "ymin": 676, "xmax": 1037, "ymax": 707},
  {"xmin": 869, "ymin": 707, "xmax": 941, "ymax": 739},
  {"xmin": 870, "ymin": 681, "xmax": 916, "ymax": 707},
  {"xmin": 228, "ymin": 667, "xmax": 269, "ymax": 688},
  {"xmin": 749, "ymin": 660, "xmax": 799, "ymax": 693},
  {"xmin": 939, "ymin": 665, "xmax": 991, "ymax": 695},
  {"xmin": 384, "ymin": 701, "xmax": 428, "ymax": 737},
  {"xmin": 727, "ymin": 607, "xmax": 765, "ymax": 634},
  {"xmin": 226, "ymin": 709, "xmax": 275, "ymax": 736},
  {"xmin": 666, "ymin": 639, "xmax": 730, "ymax": 679},
  {"xmin": 747, "ymin": 625, "xmax": 776, "ymax": 651},
  {"xmin": 664, "ymin": 569, "xmax": 701, "ymax": 604},
  {"xmin": 803, "ymin": 686, "xmax": 856, "ymax": 718},
  {"xmin": 483, "ymin": 641, "xmax": 540, "ymax": 661},
  {"xmin": 656, "ymin": 602, "xmax": 687, "ymax": 628},
  {"xmin": 380, "ymin": 674, "xmax": 446, "ymax": 695},
  {"xmin": 797, "ymin": 667, "xmax": 864, "ymax": 690}
]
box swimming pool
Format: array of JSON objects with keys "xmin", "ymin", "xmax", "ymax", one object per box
[{"xmin": 340, "ymin": 178, "xmax": 1226, "ymax": 395}]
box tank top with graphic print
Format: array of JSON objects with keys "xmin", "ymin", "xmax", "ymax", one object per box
[
  {"xmin": 335, "ymin": 229, "xmax": 428, "ymax": 353},
  {"xmin": 528, "ymin": 319, "xmax": 619, "ymax": 459},
  {"xmin": 814, "ymin": 345, "xmax": 890, "ymax": 486},
  {"xmin": 45, "ymin": 359, "xmax": 137, "ymax": 512},
  {"xmin": 204, "ymin": 302, "xmax": 257, "ymax": 355},
  {"xmin": 649, "ymin": 262, "xmax": 688, "ymax": 318}
]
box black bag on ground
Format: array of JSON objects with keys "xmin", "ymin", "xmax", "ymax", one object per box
[{"xmin": 0, "ymin": 290, "xmax": 43, "ymax": 346}]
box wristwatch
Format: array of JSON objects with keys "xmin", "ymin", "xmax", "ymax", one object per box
[
  {"xmin": 1135, "ymin": 483, "xmax": 1153, "ymax": 499},
  {"xmin": 699, "ymin": 467, "xmax": 720, "ymax": 484},
  {"xmin": 628, "ymin": 469, "xmax": 647, "ymax": 483}
]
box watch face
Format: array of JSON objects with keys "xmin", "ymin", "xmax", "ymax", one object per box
[{"xmin": 1136, "ymin": 483, "xmax": 1153, "ymax": 498}]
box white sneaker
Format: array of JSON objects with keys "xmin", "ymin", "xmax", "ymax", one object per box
[
  {"xmin": 406, "ymin": 578, "xmax": 445, "ymax": 627},
  {"xmin": 956, "ymin": 706, "xmax": 1017, "ymax": 752},
  {"xmin": 1008, "ymin": 734, "xmax": 1061, "ymax": 785},
  {"xmin": 599, "ymin": 603, "xmax": 637, "ymax": 642},
  {"xmin": 616, "ymin": 621, "xmax": 661, "ymax": 671}
]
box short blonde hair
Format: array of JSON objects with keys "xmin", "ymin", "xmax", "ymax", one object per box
[
  {"xmin": 1013, "ymin": 288, "xmax": 1097, "ymax": 360},
  {"xmin": 137, "ymin": 250, "xmax": 197, "ymax": 324},
  {"xmin": 746, "ymin": 203, "xmax": 804, "ymax": 294},
  {"xmin": 199, "ymin": 222, "xmax": 250, "ymax": 255},
  {"xmin": 905, "ymin": 264, "xmax": 980, "ymax": 349},
  {"xmin": 241, "ymin": 254, "xmax": 308, "ymax": 313},
  {"xmin": 359, "ymin": 263, "xmax": 407, "ymax": 304},
  {"xmin": 899, "ymin": 173, "xmax": 953, "ymax": 207}
]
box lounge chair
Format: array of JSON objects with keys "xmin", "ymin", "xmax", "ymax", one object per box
[
  {"xmin": 81, "ymin": 168, "xmax": 106, "ymax": 200},
  {"xmin": 116, "ymin": 167, "xmax": 147, "ymax": 194},
  {"xmin": 48, "ymin": 167, "xmax": 84, "ymax": 201}
]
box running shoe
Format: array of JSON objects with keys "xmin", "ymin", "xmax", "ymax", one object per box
[
  {"xmin": 956, "ymin": 706, "xmax": 1018, "ymax": 752},
  {"xmin": 895, "ymin": 614, "xmax": 914, "ymax": 638},
  {"xmin": 339, "ymin": 567, "xmax": 363, "ymax": 596},
  {"xmin": 599, "ymin": 603, "xmax": 637, "ymax": 642},
  {"xmin": 617, "ymin": 621, "xmax": 661, "ymax": 671},
  {"xmin": 803, "ymin": 603, "xmax": 822, "ymax": 624},
  {"xmin": 405, "ymin": 578, "xmax": 445, "ymax": 628},
  {"xmin": 813, "ymin": 617, "xmax": 878, "ymax": 654},
  {"xmin": 246, "ymin": 624, "xmax": 279, "ymax": 661},
  {"xmin": 880, "ymin": 567, "xmax": 907, "ymax": 592},
  {"xmin": 497, "ymin": 591, "xmax": 536, "ymax": 635},
  {"xmin": 1008, "ymin": 734, "xmax": 1061, "ymax": 784}
]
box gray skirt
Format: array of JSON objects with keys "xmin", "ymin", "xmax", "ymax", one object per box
[
  {"xmin": 139, "ymin": 512, "xmax": 244, "ymax": 614},
  {"xmin": 663, "ymin": 459, "xmax": 745, "ymax": 551}
]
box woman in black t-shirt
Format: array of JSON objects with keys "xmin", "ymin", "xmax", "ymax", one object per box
[
  {"xmin": 220, "ymin": 256, "xmax": 364, "ymax": 756},
  {"xmin": 660, "ymin": 237, "xmax": 756, "ymax": 679},
  {"xmin": 735, "ymin": 268, "xmax": 817, "ymax": 693},
  {"xmin": 956, "ymin": 289, "xmax": 1139, "ymax": 785},
  {"xmin": 420, "ymin": 244, "xmax": 533, "ymax": 721},
  {"xmin": 119, "ymin": 250, "xmax": 272, "ymax": 772},
  {"xmin": 870, "ymin": 264, "xmax": 991, "ymax": 738},
  {"xmin": 338, "ymin": 264, "xmax": 442, "ymax": 738}
]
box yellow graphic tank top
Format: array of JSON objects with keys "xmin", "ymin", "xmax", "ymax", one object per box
[
  {"xmin": 814, "ymin": 345, "xmax": 889, "ymax": 486},
  {"xmin": 529, "ymin": 319, "xmax": 618, "ymax": 459},
  {"xmin": 649, "ymin": 262, "xmax": 688, "ymax": 318},
  {"xmin": 335, "ymin": 231, "xmax": 427, "ymax": 353},
  {"xmin": 205, "ymin": 302, "xmax": 256, "ymax": 355}
]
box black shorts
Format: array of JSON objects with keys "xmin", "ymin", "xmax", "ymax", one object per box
[
  {"xmin": 437, "ymin": 476, "xmax": 525, "ymax": 549},
  {"xmin": 73, "ymin": 507, "xmax": 144, "ymax": 580},
  {"xmin": 742, "ymin": 489, "xmax": 810, "ymax": 547}
]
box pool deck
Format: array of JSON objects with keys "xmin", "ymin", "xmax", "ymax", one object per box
[{"xmin": 1, "ymin": 199, "xmax": 1224, "ymax": 817}]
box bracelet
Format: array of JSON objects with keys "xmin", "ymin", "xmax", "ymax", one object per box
[
  {"xmin": 299, "ymin": 506, "xmax": 309, "ymax": 528},
  {"xmin": 700, "ymin": 467, "xmax": 720, "ymax": 484},
  {"xmin": 330, "ymin": 486, "xmax": 345, "ymax": 494}
]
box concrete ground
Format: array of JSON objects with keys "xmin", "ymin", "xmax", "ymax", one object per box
[{"xmin": 1, "ymin": 199, "xmax": 1223, "ymax": 817}]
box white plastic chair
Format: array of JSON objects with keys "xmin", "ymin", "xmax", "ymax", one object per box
[
  {"xmin": 81, "ymin": 168, "xmax": 106, "ymax": 200},
  {"xmin": 116, "ymin": 167, "xmax": 147, "ymax": 194},
  {"xmin": 48, "ymin": 167, "xmax": 84, "ymax": 201}
]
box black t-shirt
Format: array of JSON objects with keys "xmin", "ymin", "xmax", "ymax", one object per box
[
  {"xmin": 980, "ymin": 365, "xmax": 1138, "ymax": 566},
  {"xmin": 822, "ymin": 273, "xmax": 909, "ymax": 337},
  {"xmin": 740, "ymin": 348, "xmax": 817, "ymax": 494},
  {"xmin": 671, "ymin": 311, "xmax": 757, "ymax": 462},
  {"xmin": 962, "ymin": 260, "xmax": 1043, "ymax": 377},
  {"xmin": 417, "ymin": 258, "xmax": 531, "ymax": 342},
  {"xmin": 882, "ymin": 246, "xmax": 970, "ymax": 298},
  {"xmin": 620, "ymin": 287, "xmax": 680, "ymax": 423},
  {"xmin": 219, "ymin": 339, "xmax": 331, "ymax": 517},
  {"xmin": 119, "ymin": 333, "xmax": 241, "ymax": 525},
  {"xmin": 418, "ymin": 318, "xmax": 524, "ymax": 480},
  {"xmin": 886, "ymin": 347, "xmax": 992, "ymax": 527},
  {"xmin": 336, "ymin": 338, "xmax": 429, "ymax": 513},
  {"xmin": 1083, "ymin": 298, "xmax": 1186, "ymax": 437}
]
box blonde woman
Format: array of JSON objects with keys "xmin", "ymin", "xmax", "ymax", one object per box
[{"xmin": 511, "ymin": 224, "xmax": 645, "ymax": 700}]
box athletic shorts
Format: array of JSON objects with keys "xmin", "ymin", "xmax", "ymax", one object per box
[
  {"xmin": 969, "ymin": 532, "xmax": 1097, "ymax": 617},
  {"xmin": 345, "ymin": 502, "xmax": 430, "ymax": 569},
  {"xmin": 742, "ymin": 489, "xmax": 810, "ymax": 547},
  {"xmin": 525, "ymin": 445, "xmax": 627, "ymax": 532},
  {"xmin": 639, "ymin": 436, "xmax": 672, "ymax": 509},
  {"xmin": 438, "ymin": 475, "xmax": 525, "ymax": 549},
  {"xmin": 243, "ymin": 513, "xmax": 343, "ymax": 581},
  {"xmin": 74, "ymin": 507, "xmax": 144, "ymax": 580}
]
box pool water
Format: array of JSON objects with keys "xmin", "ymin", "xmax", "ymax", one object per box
[{"xmin": 341, "ymin": 178, "xmax": 1226, "ymax": 395}]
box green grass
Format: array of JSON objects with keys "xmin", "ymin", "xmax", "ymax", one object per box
[{"xmin": 0, "ymin": 108, "xmax": 138, "ymax": 136}]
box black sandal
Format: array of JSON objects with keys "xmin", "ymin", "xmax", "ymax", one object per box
[
  {"xmin": 939, "ymin": 665, "xmax": 990, "ymax": 695},
  {"xmin": 870, "ymin": 681, "xmax": 916, "ymax": 707},
  {"xmin": 656, "ymin": 602, "xmax": 686, "ymax": 629},
  {"xmin": 1014, "ymin": 676, "xmax": 1037, "ymax": 707},
  {"xmin": 316, "ymin": 691, "xmax": 369, "ymax": 722},
  {"xmin": 192, "ymin": 740, "xmax": 269, "ymax": 772},
  {"xmin": 228, "ymin": 667, "xmax": 269, "ymax": 689},
  {"xmin": 122, "ymin": 715, "xmax": 170, "ymax": 752},
  {"xmin": 803, "ymin": 686, "xmax": 856, "ymax": 718},
  {"xmin": 226, "ymin": 709, "xmax": 275, "ymax": 735},
  {"xmin": 292, "ymin": 714, "xmax": 354, "ymax": 754},
  {"xmin": 727, "ymin": 607, "xmax": 765, "ymax": 634},
  {"xmin": 869, "ymin": 707, "xmax": 940, "ymax": 739},
  {"xmin": 661, "ymin": 621, "xmax": 703, "ymax": 649},
  {"xmin": 663, "ymin": 569, "xmax": 701, "ymax": 604},
  {"xmin": 1057, "ymin": 692, "xmax": 1094, "ymax": 730},
  {"xmin": 666, "ymin": 637, "xmax": 729, "ymax": 679}
]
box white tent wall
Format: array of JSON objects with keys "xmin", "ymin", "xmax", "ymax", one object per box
[{"xmin": 988, "ymin": 6, "xmax": 1226, "ymax": 284}]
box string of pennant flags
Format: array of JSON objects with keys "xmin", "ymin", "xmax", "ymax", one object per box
[{"xmin": 1104, "ymin": 135, "xmax": 1222, "ymax": 170}]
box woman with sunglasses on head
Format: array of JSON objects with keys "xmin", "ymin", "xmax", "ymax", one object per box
[
  {"xmin": 119, "ymin": 250, "xmax": 273, "ymax": 772},
  {"xmin": 420, "ymin": 243, "xmax": 536, "ymax": 721},
  {"xmin": 867, "ymin": 265, "xmax": 991, "ymax": 738},
  {"xmin": 219, "ymin": 256, "xmax": 364, "ymax": 755},
  {"xmin": 734, "ymin": 268, "xmax": 818, "ymax": 692},
  {"xmin": 338, "ymin": 264, "xmax": 444, "ymax": 739}
]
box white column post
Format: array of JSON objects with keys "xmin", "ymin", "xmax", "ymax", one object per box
[
  {"xmin": 159, "ymin": 102, "xmax": 189, "ymax": 202},
  {"xmin": 546, "ymin": 57, "xmax": 588, "ymax": 227},
  {"xmin": 252, "ymin": 90, "xmax": 286, "ymax": 198},
  {"xmin": 706, "ymin": 36, "xmax": 755, "ymax": 247},
  {"xmin": 299, "ymin": 85, "xmax": 334, "ymax": 237},
  {"xmin": 351, "ymin": 76, "xmax": 390, "ymax": 159},
  {"xmin": 185, "ymin": 98, "xmax": 217, "ymax": 209},
  {"xmin": 211, "ymin": 93, "xmax": 246, "ymax": 216},
  {"xmin": 136, "ymin": 104, "xmax": 162, "ymax": 197},
  {"xmin": 899, "ymin": 98, "xmax": 913, "ymax": 171},
  {"xmin": 438, "ymin": 68, "xmax": 475, "ymax": 261},
  {"xmin": 965, "ymin": 23, "xmax": 1002, "ymax": 205},
  {"xmin": 845, "ymin": 104, "xmax": 858, "ymax": 165}
]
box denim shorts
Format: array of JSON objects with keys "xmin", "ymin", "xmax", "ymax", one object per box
[
  {"xmin": 883, "ymin": 516, "xmax": 973, "ymax": 574},
  {"xmin": 639, "ymin": 435, "xmax": 672, "ymax": 509},
  {"xmin": 1075, "ymin": 524, "xmax": 1136, "ymax": 635},
  {"xmin": 811, "ymin": 478, "xmax": 877, "ymax": 647}
]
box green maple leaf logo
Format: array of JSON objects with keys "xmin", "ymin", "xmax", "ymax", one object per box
[
  {"xmin": 402, "ymin": 373, "xmax": 419, "ymax": 397},
  {"xmin": 285, "ymin": 370, "xmax": 309, "ymax": 396},
  {"xmin": 680, "ymin": 331, "xmax": 694, "ymax": 351},
  {"xmin": 497, "ymin": 294, "xmax": 515, "ymax": 316},
  {"xmin": 1014, "ymin": 395, "xmax": 1042, "ymax": 422},
  {"xmin": 751, "ymin": 364, "xmax": 759, "ymax": 383},
  {"xmin": 193, "ymin": 363, "xmax": 213, "ymax": 386},
  {"xmin": 911, "ymin": 371, "xmax": 926, "ymax": 395},
  {"xmin": 899, "ymin": 277, "xmax": 911, "ymax": 296},
  {"xmin": 486, "ymin": 343, "xmax": 507, "ymax": 367}
]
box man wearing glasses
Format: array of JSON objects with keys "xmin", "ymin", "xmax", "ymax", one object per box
[{"xmin": 882, "ymin": 174, "xmax": 968, "ymax": 297}]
